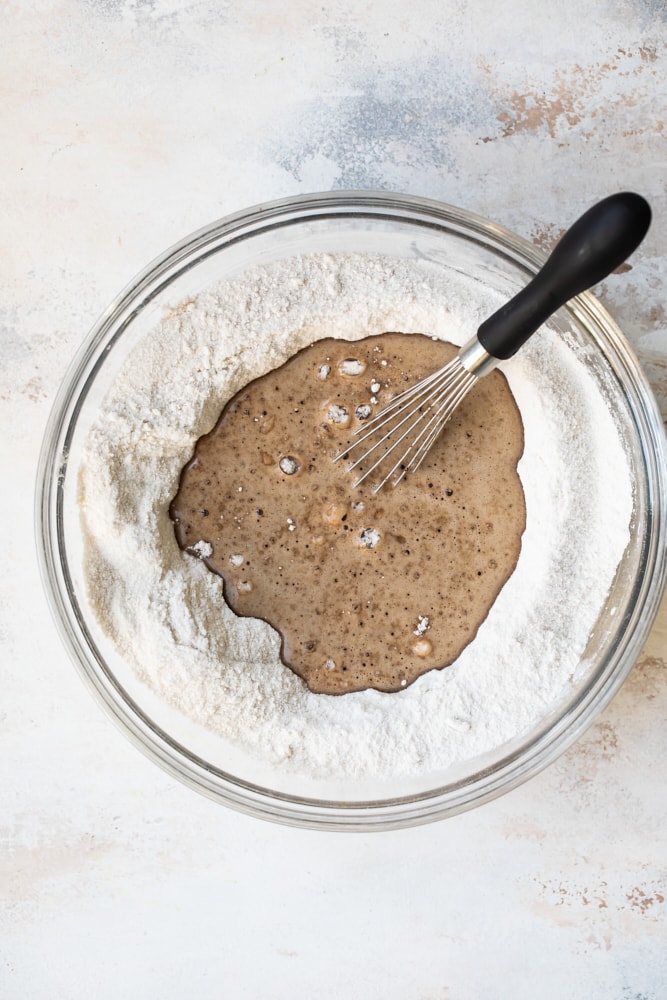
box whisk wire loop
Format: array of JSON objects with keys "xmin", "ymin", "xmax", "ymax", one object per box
[{"xmin": 335, "ymin": 355, "xmax": 478, "ymax": 491}]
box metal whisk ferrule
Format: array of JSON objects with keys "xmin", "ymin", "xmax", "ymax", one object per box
[{"xmin": 334, "ymin": 336, "xmax": 497, "ymax": 492}]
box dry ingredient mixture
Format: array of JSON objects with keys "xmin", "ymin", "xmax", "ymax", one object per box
[
  {"xmin": 78, "ymin": 252, "xmax": 632, "ymax": 779},
  {"xmin": 170, "ymin": 333, "xmax": 526, "ymax": 694}
]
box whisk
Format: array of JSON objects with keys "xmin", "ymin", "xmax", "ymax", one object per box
[{"xmin": 335, "ymin": 192, "xmax": 651, "ymax": 491}]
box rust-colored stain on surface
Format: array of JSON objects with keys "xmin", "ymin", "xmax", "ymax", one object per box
[
  {"xmin": 531, "ymin": 875, "xmax": 665, "ymax": 918},
  {"xmin": 478, "ymin": 43, "xmax": 665, "ymax": 142},
  {"xmin": 496, "ymin": 86, "xmax": 583, "ymax": 139},
  {"xmin": 20, "ymin": 376, "xmax": 46, "ymax": 402}
]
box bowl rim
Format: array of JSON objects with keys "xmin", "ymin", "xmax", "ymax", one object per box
[{"xmin": 35, "ymin": 189, "xmax": 667, "ymax": 830}]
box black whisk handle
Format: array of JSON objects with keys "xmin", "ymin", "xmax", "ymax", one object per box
[{"xmin": 476, "ymin": 192, "xmax": 651, "ymax": 361}]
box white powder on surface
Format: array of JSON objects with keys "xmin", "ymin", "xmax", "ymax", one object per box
[{"xmin": 78, "ymin": 252, "xmax": 633, "ymax": 780}]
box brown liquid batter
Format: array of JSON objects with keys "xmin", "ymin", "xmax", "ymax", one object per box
[{"xmin": 169, "ymin": 333, "xmax": 526, "ymax": 694}]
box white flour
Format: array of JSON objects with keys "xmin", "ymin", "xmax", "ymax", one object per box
[{"xmin": 78, "ymin": 253, "xmax": 632, "ymax": 779}]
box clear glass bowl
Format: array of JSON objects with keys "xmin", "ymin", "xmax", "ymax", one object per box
[{"xmin": 36, "ymin": 192, "xmax": 667, "ymax": 830}]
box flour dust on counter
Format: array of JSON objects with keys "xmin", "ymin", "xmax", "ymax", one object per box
[{"xmin": 77, "ymin": 252, "xmax": 632, "ymax": 780}]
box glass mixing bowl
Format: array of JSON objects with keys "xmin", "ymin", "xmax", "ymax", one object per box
[{"xmin": 36, "ymin": 192, "xmax": 667, "ymax": 830}]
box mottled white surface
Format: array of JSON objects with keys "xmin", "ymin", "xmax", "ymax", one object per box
[{"xmin": 2, "ymin": 1, "xmax": 666, "ymax": 998}]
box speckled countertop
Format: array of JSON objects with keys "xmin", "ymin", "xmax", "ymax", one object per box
[{"xmin": 2, "ymin": 2, "xmax": 666, "ymax": 997}]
